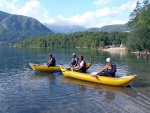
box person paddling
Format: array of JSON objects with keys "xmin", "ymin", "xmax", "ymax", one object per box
[
  {"xmin": 94, "ymin": 58, "xmax": 116, "ymax": 77},
  {"xmin": 73, "ymin": 55, "xmax": 86, "ymax": 73},
  {"xmin": 69, "ymin": 53, "xmax": 78, "ymax": 66},
  {"xmin": 47, "ymin": 53, "xmax": 56, "ymax": 67}
]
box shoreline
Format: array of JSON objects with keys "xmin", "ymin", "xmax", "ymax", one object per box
[
  {"xmin": 101, "ymin": 47, "xmax": 150, "ymax": 55},
  {"xmin": 102, "ymin": 47, "xmax": 126, "ymax": 53}
]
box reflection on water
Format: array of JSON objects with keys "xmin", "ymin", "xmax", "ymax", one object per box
[
  {"xmin": 61, "ymin": 76, "xmax": 150, "ymax": 112},
  {"xmin": 61, "ymin": 77, "xmax": 137, "ymax": 98},
  {"xmin": 0, "ymin": 47, "xmax": 150, "ymax": 113}
]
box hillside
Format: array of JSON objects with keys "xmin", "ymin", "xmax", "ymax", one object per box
[
  {"xmin": 0, "ymin": 11, "xmax": 53, "ymax": 43},
  {"xmin": 44, "ymin": 23, "xmax": 131, "ymax": 34},
  {"xmin": 87, "ymin": 24, "xmax": 131, "ymax": 32}
]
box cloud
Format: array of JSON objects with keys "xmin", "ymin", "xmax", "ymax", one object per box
[
  {"xmin": 44, "ymin": 12, "xmax": 94, "ymax": 27},
  {"xmin": 0, "ymin": 0, "xmax": 53, "ymax": 24},
  {"xmin": 93, "ymin": 0, "xmax": 111, "ymax": 6},
  {"xmin": 10, "ymin": 0, "xmax": 47, "ymax": 19},
  {"xmin": 93, "ymin": 0, "xmax": 137, "ymax": 27},
  {"xmin": 47, "ymin": 0, "xmax": 137, "ymax": 27},
  {"xmin": 0, "ymin": 0, "xmax": 138, "ymax": 28},
  {"xmin": 0, "ymin": 0, "xmax": 8, "ymax": 7}
]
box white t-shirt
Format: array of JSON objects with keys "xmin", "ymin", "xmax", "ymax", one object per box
[{"xmin": 80, "ymin": 60, "xmax": 84, "ymax": 67}]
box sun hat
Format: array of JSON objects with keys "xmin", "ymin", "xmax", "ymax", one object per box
[{"xmin": 106, "ymin": 58, "xmax": 111, "ymax": 62}]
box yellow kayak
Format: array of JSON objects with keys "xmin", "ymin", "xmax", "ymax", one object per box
[
  {"xmin": 60, "ymin": 66, "xmax": 137, "ymax": 86},
  {"xmin": 29, "ymin": 63, "xmax": 92, "ymax": 72},
  {"xmin": 29, "ymin": 63, "xmax": 61, "ymax": 72}
]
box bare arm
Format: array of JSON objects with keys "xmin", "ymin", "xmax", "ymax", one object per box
[
  {"xmin": 75, "ymin": 58, "xmax": 78, "ymax": 66},
  {"xmin": 97, "ymin": 65, "xmax": 108, "ymax": 75},
  {"xmin": 73, "ymin": 65, "xmax": 82, "ymax": 70},
  {"xmin": 48, "ymin": 58, "xmax": 52, "ymax": 64}
]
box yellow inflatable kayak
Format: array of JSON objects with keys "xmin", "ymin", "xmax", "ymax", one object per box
[
  {"xmin": 29, "ymin": 63, "xmax": 61, "ymax": 72},
  {"xmin": 60, "ymin": 66, "xmax": 137, "ymax": 86},
  {"xmin": 29, "ymin": 63, "xmax": 92, "ymax": 72}
]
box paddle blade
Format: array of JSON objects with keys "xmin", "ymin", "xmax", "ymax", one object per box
[{"xmin": 53, "ymin": 72, "xmax": 62, "ymax": 75}]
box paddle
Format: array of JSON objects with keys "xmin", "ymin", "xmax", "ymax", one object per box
[
  {"xmin": 53, "ymin": 72, "xmax": 62, "ymax": 75},
  {"xmin": 66, "ymin": 67, "xmax": 73, "ymax": 71}
]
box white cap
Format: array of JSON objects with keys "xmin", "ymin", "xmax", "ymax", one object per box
[
  {"xmin": 106, "ymin": 58, "xmax": 111, "ymax": 62},
  {"xmin": 72, "ymin": 53, "xmax": 76, "ymax": 55}
]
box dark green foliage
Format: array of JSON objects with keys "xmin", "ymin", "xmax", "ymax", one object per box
[
  {"xmin": 15, "ymin": 31, "xmax": 129, "ymax": 48},
  {"xmin": 127, "ymin": 1, "xmax": 150, "ymax": 52}
]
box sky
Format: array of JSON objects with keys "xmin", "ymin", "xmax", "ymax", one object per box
[{"xmin": 0, "ymin": 0, "xmax": 144, "ymax": 28}]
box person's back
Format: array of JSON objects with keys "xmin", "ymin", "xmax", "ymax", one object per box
[
  {"xmin": 50, "ymin": 57, "xmax": 56, "ymax": 66},
  {"xmin": 47, "ymin": 54, "xmax": 56, "ymax": 67},
  {"xmin": 107, "ymin": 62, "xmax": 113, "ymax": 70},
  {"xmin": 96, "ymin": 58, "xmax": 116, "ymax": 77},
  {"xmin": 105, "ymin": 62, "xmax": 115, "ymax": 77},
  {"xmin": 111, "ymin": 63, "xmax": 117, "ymax": 77},
  {"xmin": 70, "ymin": 53, "xmax": 78, "ymax": 66}
]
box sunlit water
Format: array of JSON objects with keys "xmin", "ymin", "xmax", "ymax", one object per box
[{"xmin": 0, "ymin": 47, "xmax": 150, "ymax": 113}]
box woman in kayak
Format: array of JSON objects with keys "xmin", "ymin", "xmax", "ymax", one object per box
[
  {"xmin": 69, "ymin": 53, "xmax": 78, "ymax": 66},
  {"xmin": 95, "ymin": 58, "xmax": 116, "ymax": 77},
  {"xmin": 47, "ymin": 53, "xmax": 56, "ymax": 67}
]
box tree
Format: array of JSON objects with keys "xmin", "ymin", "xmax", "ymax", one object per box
[
  {"xmin": 99, "ymin": 41, "xmax": 105, "ymax": 48},
  {"xmin": 127, "ymin": 1, "xmax": 150, "ymax": 53},
  {"xmin": 128, "ymin": 1, "xmax": 141, "ymax": 27}
]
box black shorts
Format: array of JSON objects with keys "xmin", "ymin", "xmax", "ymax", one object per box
[{"xmin": 99, "ymin": 70, "xmax": 115, "ymax": 77}]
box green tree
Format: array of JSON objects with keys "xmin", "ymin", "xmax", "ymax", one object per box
[
  {"xmin": 128, "ymin": 1, "xmax": 141, "ymax": 27},
  {"xmin": 99, "ymin": 41, "xmax": 105, "ymax": 48},
  {"xmin": 127, "ymin": 1, "xmax": 150, "ymax": 53}
]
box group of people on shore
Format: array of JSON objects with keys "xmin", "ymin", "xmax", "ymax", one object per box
[{"xmin": 47, "ymin": 53, "xmax": 116, "ymax": 77}]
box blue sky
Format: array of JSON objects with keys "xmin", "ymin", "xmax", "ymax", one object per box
[{"xmin": 0, "ymin": 0, "xmax": 144, "ymax": 28}]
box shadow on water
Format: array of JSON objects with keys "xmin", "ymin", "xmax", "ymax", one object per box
[
  {"xmin": 31, "ymin": 71, "xmax": 55, "ymax": 78},
  {"xmin": 61, "ymin": 76, "xmax": 137, "ymax": 98},
  {"xmin": 61, "ymin": 77, "xmax": 150, "ymax": 112},
  {"xmin": 29, "ymin": 71, "xmax": 59, "ymax": 85}
]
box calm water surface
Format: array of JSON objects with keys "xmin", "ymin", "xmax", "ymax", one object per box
[{"xmin": 0, "ymin": 47, "xmax": 150, "ymax": 113}]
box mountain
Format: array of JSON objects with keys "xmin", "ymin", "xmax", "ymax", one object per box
[
  {"xmin": 100, "ymin": 24, "xmax": 131, "ymax": 32},
  {"xmin": 45, "ymin": 23, "xmax": 131, "ymax": 34},
  {"xmin": 44, "ymin": 24, "xmax": 87, "ymax": 34},
  {"xmin": 87, "ymin": 24, "xmax": 131, "ymax": 32},
  {"xmin": 0, "ymin": 11, "xmax": 53, "ymax": 43}
]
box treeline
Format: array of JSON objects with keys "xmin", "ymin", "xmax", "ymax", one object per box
[
  {"xmin": 127, "ymin": 0, "xmax": 150, "ymax": 53},
  {"xmin": 15, "ymin": 31, "xmax": 129, "ymax": 48},
  {"xmin": 15, "ymin": 0, "xmax": 150, "ymax": 53}
]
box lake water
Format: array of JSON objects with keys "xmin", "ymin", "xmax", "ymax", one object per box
[{"xmin": 0, "ymin": 47, "xmax": 150, "ymax": 113}]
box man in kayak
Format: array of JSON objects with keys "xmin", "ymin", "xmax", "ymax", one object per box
[
  {"xmin": 69, "ymin": 53, "xmax": 78, "ymax": 66},
  {"xmin": 47, "ymin": 53, "xmax": 56, "ymax": 67},
  {"xmin": 73, "ymin": 55, "xmax": 86, "ymax": 73},
  {"xmin": 95, "ymin": 58, "xmax": 116, "ymax": 77}
]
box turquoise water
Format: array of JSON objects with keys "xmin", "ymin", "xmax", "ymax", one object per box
[{"xmin": 0, "ymin": 47, "xmax": 150, "ymax": 113}]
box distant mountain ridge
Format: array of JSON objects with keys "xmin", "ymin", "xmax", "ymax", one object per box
[
  {"xmin": 44, "ymin": 24, "xmax": 87, "ymax": 34},
  {"xmin": 44, "ymin": 23, "xmax": 131, "ymax": 34},
  {"xmin": 87, "ymin": 24, "xmax": 131, "ymax": 32},
  {"xmin": 0, "ymin": 11, "xmax": 53, "ymax": 43}
]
